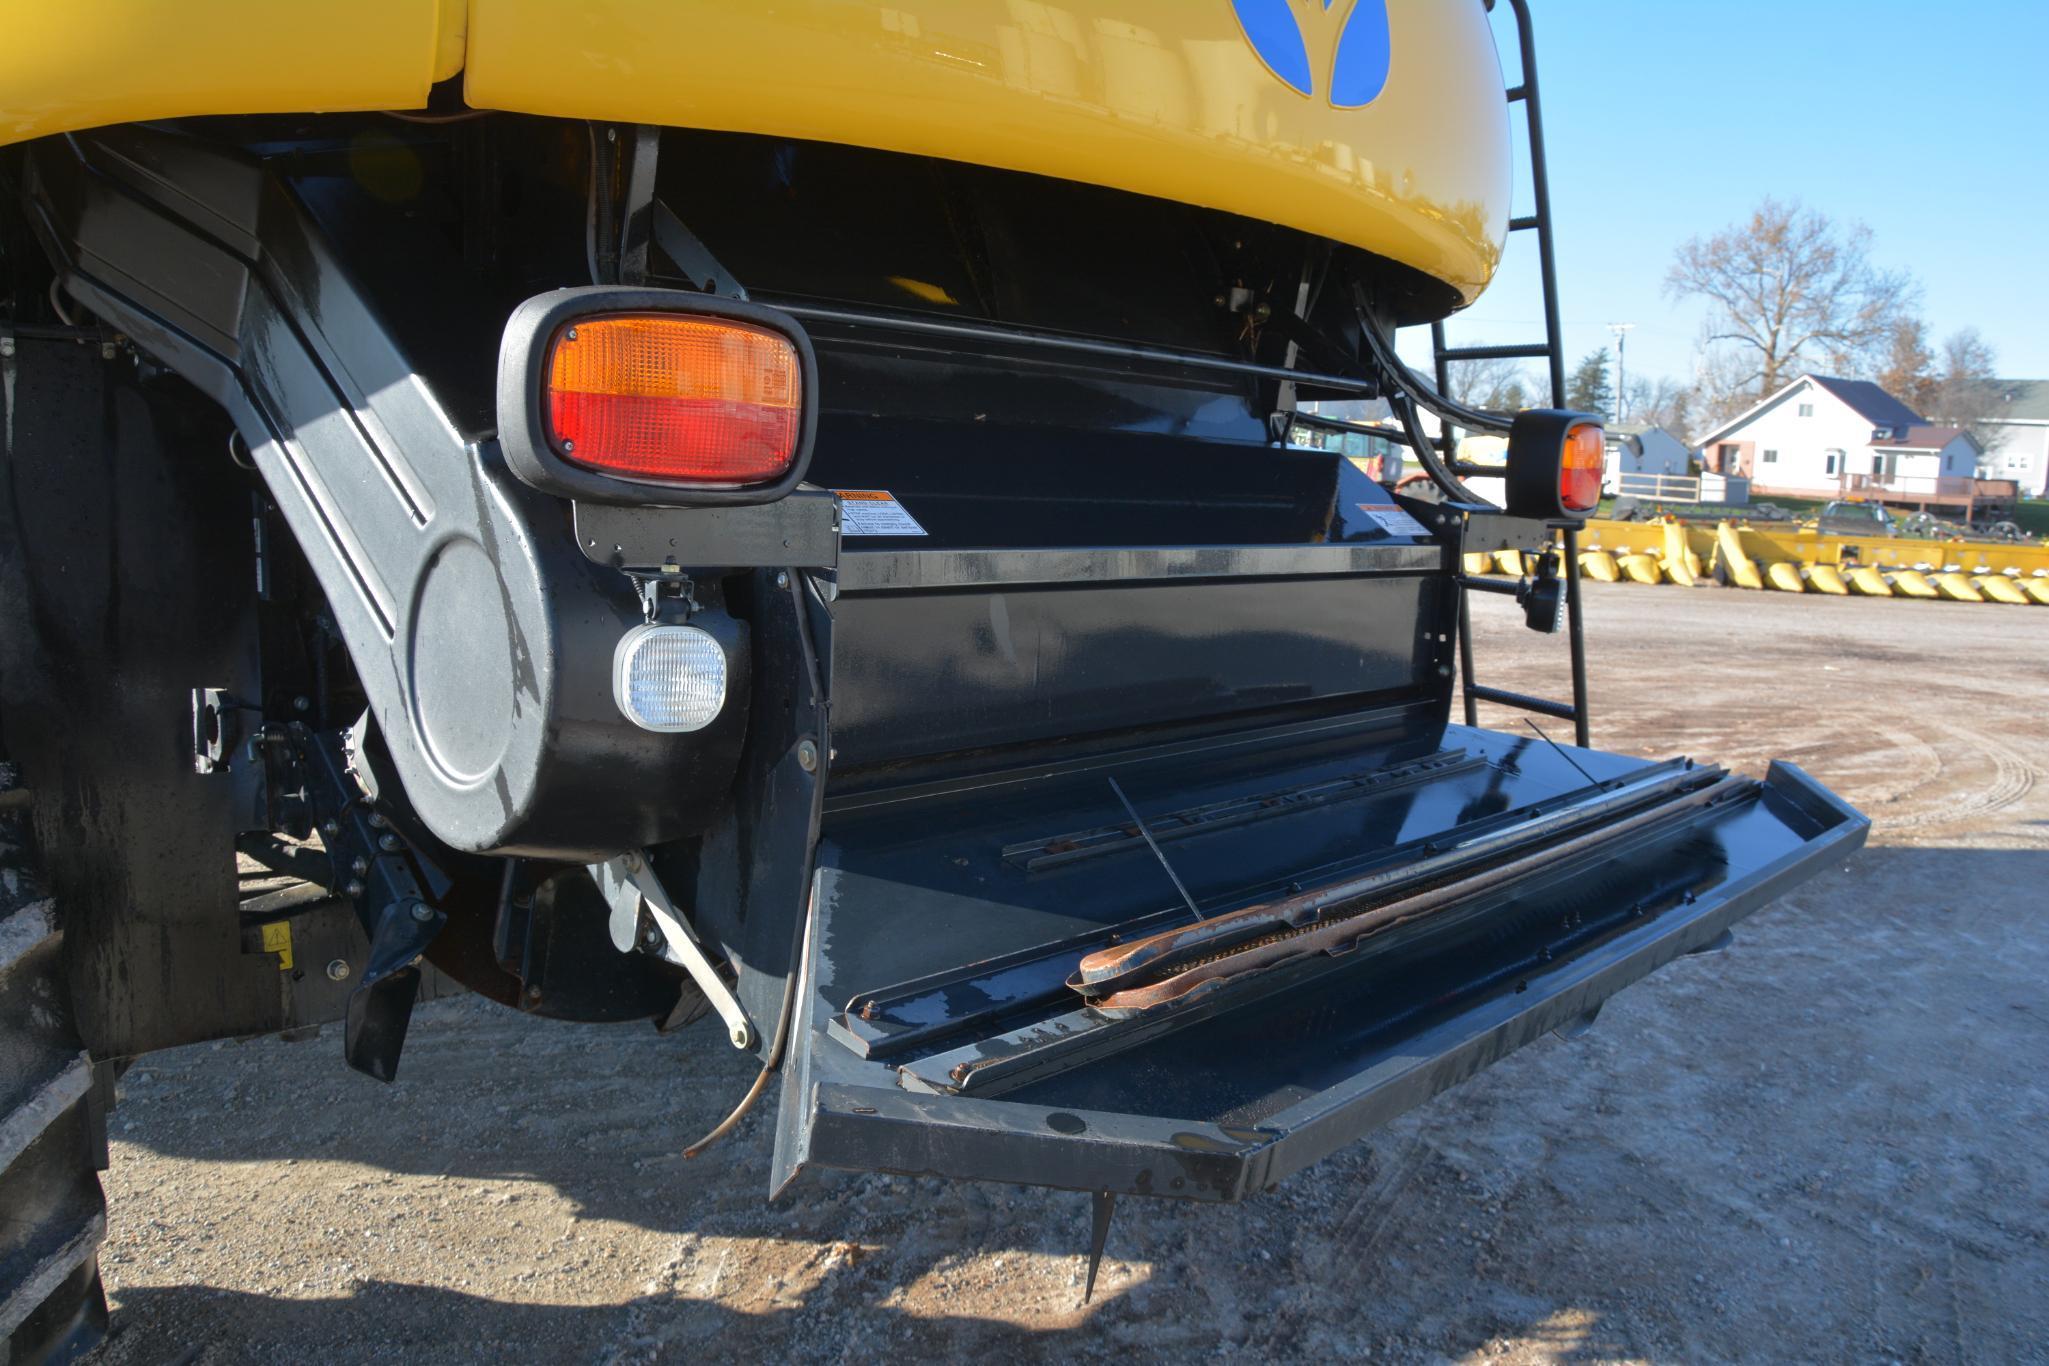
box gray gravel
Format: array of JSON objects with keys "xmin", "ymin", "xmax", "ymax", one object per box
[{"xmin": 91, "ymin": 582, "xmax": 2049, "ymax": 1363}]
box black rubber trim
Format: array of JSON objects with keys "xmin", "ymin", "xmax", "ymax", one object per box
[{"xmin": 496, "ymin": 286, "xmax": 820, "ymax": 507}]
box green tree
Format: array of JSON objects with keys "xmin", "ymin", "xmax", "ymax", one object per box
[{"xmin": 1566, "ymin": 348, "xmax": 1615, "ymax": 418}]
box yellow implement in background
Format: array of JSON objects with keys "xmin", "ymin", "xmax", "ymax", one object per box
[
  {"xmin": 1711, "ymin": 523, "xmax": 1765, "ymax": 590},
  {"xmin": 1973, "ymin": 574, "xmax": 2030, "ymax": 605}
]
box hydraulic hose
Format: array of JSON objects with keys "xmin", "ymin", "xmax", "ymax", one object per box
[{"xmin": 681, "ymin": 567, "xmax": 831, "ymax": 1160}]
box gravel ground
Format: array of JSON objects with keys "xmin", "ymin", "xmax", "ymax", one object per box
[{"xmin": 89, "ymin": 582, "xmax": 2049, "ymax": 1363}]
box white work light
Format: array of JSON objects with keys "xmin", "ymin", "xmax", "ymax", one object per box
[{"xmin": 613, "ymin": 623, "xmax": 727, "ymax": 733}]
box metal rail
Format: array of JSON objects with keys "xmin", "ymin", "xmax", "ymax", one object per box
[
  {"xmin": 1437, "ymin": 0, "xmax": 1592, "ymax": 747},
  {"xmin": 761, "ymin": 299, "xmax": 1382, "ymax": 394}
]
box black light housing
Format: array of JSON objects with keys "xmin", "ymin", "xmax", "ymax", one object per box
[{"xmin": 1505, "ymin": 409, "xmax": 1605, "ymax": 521}]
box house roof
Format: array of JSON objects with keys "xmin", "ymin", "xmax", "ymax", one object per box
[
  {"xmin": 1870, "ymin": 424, "xmax": 1981, "ymax": 453},
  {"xmin": 1988, "ymin": 380, "xmax": 2049, "ymax": 423},
  {"xmin": 1690, "ymin": 373, "xmax": 1923, "ymax": 449},
  {"xmin": 1808, "ymin": 377, "xmax": 1924, "ymax": 432}
]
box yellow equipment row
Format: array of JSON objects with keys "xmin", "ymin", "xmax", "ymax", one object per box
[{"xmin": 1464, "ymin": 519, "xmax": 2049, "ymax": 605}]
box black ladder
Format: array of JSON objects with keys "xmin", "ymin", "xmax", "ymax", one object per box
[{"xmin": 1431, "ymin": 0, "xmax": 1591, "ymax": 748}]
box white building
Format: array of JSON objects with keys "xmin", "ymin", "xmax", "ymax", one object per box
[
  {"xmin": 1692, "ymin": 375, "xmax": 1921, "ymax": 493},
  {"xmin": 1601, "ymin": 423, "xmax": 1692, "ymax": 494},
  {"xmin": 1979, "ymin": 380, "xmax": 2049, "ymax": 498},
  {"xmin": 1690, "ymin": 374, "xmax": 2004, "ymax": 519}
]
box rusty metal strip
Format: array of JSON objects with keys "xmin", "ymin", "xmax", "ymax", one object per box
[{"xmin": 1079, "ymin": 771, "xmax": 1756, "ymax": 1014}]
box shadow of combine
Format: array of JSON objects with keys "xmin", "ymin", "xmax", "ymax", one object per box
[{"xmin": 100, "ymin": 846, "xmax": 2049, "ymax": 1362}]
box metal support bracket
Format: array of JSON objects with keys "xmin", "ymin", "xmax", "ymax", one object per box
[{"xmin": 590, "ymin": 853, "xmax": 755, "ymax": 1050}]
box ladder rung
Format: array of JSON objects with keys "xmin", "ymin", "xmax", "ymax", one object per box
[
  {"xmin": 1508, "ymin": 215, "xmax": 1541, "ymax": 232},
  {"xmin": 1466, "ymin": 684, "xmax": 1577, "ymax": 723},
  {"xmin": 1440, "ymin": 343, "xmax": 1551, "ymax": 361}
]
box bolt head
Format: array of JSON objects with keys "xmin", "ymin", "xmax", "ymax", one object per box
[
  {"xmin": 796, "ymin": 739, "xmax": 819, "ymax": 773},
  {"xmin": 775, "ymin": 571, "xmax": 790, "ymax": 589},
  {"xmin": 322, "ymin": 820, "xmax": 340, "ymax": 837},
  {"xmin": 351, "ymin": 856, "xmax": 368, "ymax": 875},
  {"xmin": 325, "ymin": 958, "xmax": 351, "ymax": 982},
  {"xmin": 377, "ymin": 833, "xmax": 402, "ymax": 852},
  {"xmin": 345, "ymin": 879, "xmax": 366, "ymax": 898},
  {"xmin": 409, "ymin": 902, "xmax": 434, "ymax": 924}
]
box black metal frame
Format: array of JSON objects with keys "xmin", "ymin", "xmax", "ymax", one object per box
[{"xmin": 1436, "ymin": 0, "xmax": 1593, "ymax": 747}]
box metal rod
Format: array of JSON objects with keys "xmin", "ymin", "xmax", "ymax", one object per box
[
  {"xmin": 764, "ymin": 301, "xmax": 1381, "ymax": 394},
  {"xmin": 1457, "ymin": 586, "xmax": 1479, "ymax": 727},
  {"xmin": 1108, "ymin": 776, "xmax": 1206, "ymax": 921},
  {"xmin": 1438, "ymin": 343, "xmax": 1552, "ymax": 361},
  {"xmin": 1457, "ymin": 576, "xmax": 1522, "ymax": 597},
  {"xmin": 1523, "ymin": 719, "xmax": 1598, "ymax": 788},
  {"xmin": 1562, "ymin": 525, "xmax": 1592, "ymax": 745},
  {"xmin": 1507, "ymin": 0, "xmax": 1569, "ymax": 408},
  {"xmin": 1467, "ymin": 683, "xmax": 1576, "ymax": 722}
]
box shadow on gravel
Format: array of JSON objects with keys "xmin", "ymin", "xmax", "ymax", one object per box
[{"xmin": 100, "ymin": 845, "xmax": 2049, "ymax": 1362}]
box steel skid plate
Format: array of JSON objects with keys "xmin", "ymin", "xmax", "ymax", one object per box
[{"xmin": 770, "ymin": 721, "xmax": 1865, "ymax": 1202}]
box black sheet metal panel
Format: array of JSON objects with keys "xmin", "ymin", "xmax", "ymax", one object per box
[
  {"xmin": 0, "ymin": 337, "xmax": 281, "ymax": 1056},
  {"xmin": 25, "ymin": 126, "xmax": 747, "ymax": 859},
  {"xmin": 770, "ymin": 728, "xmax": 1867, "ymax": 1201},
  {"xmin": 828, "ymin": 570, "xmax": 1445, "ymax": 767}
]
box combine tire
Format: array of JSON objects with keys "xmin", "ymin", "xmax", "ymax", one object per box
[{"xmin": 0, "ymin": 772, "xmax": 111, "ymax": 1365}]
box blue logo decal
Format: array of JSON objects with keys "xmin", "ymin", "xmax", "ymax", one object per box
[{"xmin": 1231, "ymin": 0, "xmax": 1391, "ymax": 108}]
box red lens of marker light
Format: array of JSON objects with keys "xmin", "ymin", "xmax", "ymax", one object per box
[
  {"xmin": 1559, "ymin": 422, "xmax": 1604, "ymax": 513},
  {"xmin": 544, "ymin": 315, "xmax": 801, "ymax": 485}
]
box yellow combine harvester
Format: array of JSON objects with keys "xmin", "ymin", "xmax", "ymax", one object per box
[{"xmin": 0, "ymin": 2, "xmax": 1878, "ymax": 1350}]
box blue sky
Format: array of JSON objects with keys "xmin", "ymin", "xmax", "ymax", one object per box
[{"xmin": 1432, "ymin": 0, "xmax": 2049, "ymax": 394}]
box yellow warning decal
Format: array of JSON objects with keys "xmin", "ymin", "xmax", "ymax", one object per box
[{"xmin": 260, "ymin": 920, "xmax": 294, "ymax": 972}]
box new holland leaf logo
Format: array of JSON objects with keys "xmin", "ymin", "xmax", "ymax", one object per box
[{"xmin": 1232, "ymin": 0, "xmax": 1392, "ymax": 108}]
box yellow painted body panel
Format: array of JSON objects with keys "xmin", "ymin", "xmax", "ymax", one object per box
[
  {"xmin": 0, "ymin": 1, "xmax": 463, "ymax": 144},
  {"xmin": 1619, "ymin": 553, "xmax": 1662, "ymax": 586},
  {"xmin": 1806, "ymin": 564, "xmax": 1849, "ymax": 596},
  {"xmin": 1578, "ymin": 550, "xmax": 1620, "ymax": 583},
  {"xmin": 1461, "ymin": 552, "xmax": 1494, "ymax": 577},
  {"xmin": 1764, "ymin": 561, "xmax": 1806, "ymax": 594},
  {"xmin": 1847, "ymin": 566, "xmax": 1892, "ymax": 597},
  {"xmin": 1973, "ymin": 574, "xmax": 2029, "ymax": 605},
  {"xmin": 4, "ymin": 3, "xmax": 1510, "ymax": 300},
  {"xmin": 1933, "ymin": 572, "xmax": 1983, "ymax": 603},
  {"xmin": 1890, "ymin": 570, "xmax": 1940, "ymax": 599},
  {"xmin": 2022, "ymin": 577, "xmax": 2049, "ymax": 606},
  {"xmin": 1713, "ymin": 523, "xmax": 1764, "ymax": 591},
  {"xmin": 1492, "ymin": 549, "xmax": 1525, "ymax": 577},
  {"xmin": 459, "ymin": 0, "xmax": 1510, "ymax": 302}
]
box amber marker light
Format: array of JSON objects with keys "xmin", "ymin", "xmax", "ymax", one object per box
[
  {"xmin": 1559, "ymin": 421, "xmax": 1605, "ymax": 514},
  {"xmin": 544, "ymin": 314, "xmax": 802, "ymax": 486}
]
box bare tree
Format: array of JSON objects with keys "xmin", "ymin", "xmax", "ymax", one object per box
[
  {"xmin": 1442, "ymin": 347, "xmax": 1534, "ymax": 412},
  {"xmin": 1624, "ymin": 375, "xmax": 1693, "ymax": 436},
  {"xmin": 1875, "ymin": 316, "xmax": 1939, "ymax": 415},
  {"xmin": 1666, "ymin": 198, "xmax": 1917, "ymax": 410},
  {"xmin": 1926, "ymin": 327, "xmax": 2002, "ymax": 454}
]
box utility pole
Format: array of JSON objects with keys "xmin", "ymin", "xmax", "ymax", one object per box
[{"xmin": 1608, "ymin": 323, "xmax": 1635, "ymax": 424}]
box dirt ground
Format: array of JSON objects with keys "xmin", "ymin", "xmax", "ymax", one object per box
[{"xmin": 89, "ymin": 583, "xmax": 2049, "ymax": 1364}]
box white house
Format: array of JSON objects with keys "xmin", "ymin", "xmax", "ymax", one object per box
[
  {"xmin": 1864, "ymin": 424, "xmax": 1984, "ymax": 499},
  {"xmin": 1691, "ymin": 375, "xmax": 1923, "ymax": 495},
  {"xmin": 1601, "ymin": 423, "xmax": 1692, "ymax": 494},
  {"xmin": 1979, "ymin": 380, "xmax": 2049, "ymax": 499}
]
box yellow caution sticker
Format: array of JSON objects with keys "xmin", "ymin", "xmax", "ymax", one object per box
[{"xmin": 260, "ymin": 919, "xmax": 294, "ymax": 972}]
